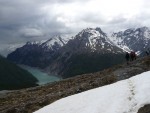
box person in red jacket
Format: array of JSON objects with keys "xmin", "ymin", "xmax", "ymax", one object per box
[{"xmin": 130, "ymin": 51, "xmax": 136, "ymax": 61}]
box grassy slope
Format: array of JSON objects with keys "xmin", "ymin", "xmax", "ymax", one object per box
[
  {"xmin": 62, "ymin": 53, "xmax": 125, "ymax": 78},
  {"xmin": 0, "ymin": 55, "xmax": 38, "ymax": 90}
]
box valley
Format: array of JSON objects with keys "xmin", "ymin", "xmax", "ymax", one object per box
[
  {"xmin": 0, "ymin": 26, "xmax": 150, "ymax": 112},
  {"xmin": 1, "ymin": 0, "xmax": 150, "ymax": 112},
  {"xmin": 0, "ymin": 56, "xmax": 150, "ymax": 113}
]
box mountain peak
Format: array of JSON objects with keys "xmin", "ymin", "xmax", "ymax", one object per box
[
  {"xmin": 137, "ymin": 26, "xmax": 149, "ymax": 31},
  {"xmin": 109, "ymin": 26, "xmax": 150, "ymax": 54},
  {"xmin": 77, "ymin": 27, "xmax": 107, "ymax": 39},
  {"xmin": 123, "ymin": 28, "xmax": 135, "ymax": 35},
  {"xmin": 79, "ymin": 27, "xmax": 105, "ymax": 34},
  {"xmin": 24, "ymin": 35, "xmax": 73, "ymax": 50},
  {"xmin": 26, "ymin": 40, "xmax": 46, "ymax": 46},
  {"xmin": 135, "ymin": 27, "xmax": 150, "ymax": 35},
  {"xmin": 43, "ymin": 35, "xmax": 64, "ymax": 49},
  {"xmin": 67, "ymin": 27, "xmax": 123, "ymax": 53}
]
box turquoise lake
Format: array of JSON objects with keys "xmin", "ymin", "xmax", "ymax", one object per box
[{"xmin": 20, "ymin": 65, "xmax": 61, "ymax": 85}]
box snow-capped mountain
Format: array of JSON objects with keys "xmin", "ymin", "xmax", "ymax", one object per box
[
  {"xmin": 7, "ymin": 35, "xmax": 73, "ymax": 68},
  {"xmin": 0, "ymin": 43, "xmax": 25, "ymax": 57},
  {"xmin": 77, "ymin": 27, "xmax": 108, "ymax": 50},
  {"xmin": 7, "ymin": 27, "xmax": 125, "ymax": 78},
  {"xmin": 47, "ymin": 28, "xmax": 125, "ymax": 78},
  {"xmin": 41, "ymin": 35, "xmax": 73, "ymax": 50},
  {"xmin": 64, "ymin": 27, "xmax": 123, "ymax": 54},
  {"xmin": 109, "ymin": 27, "xmax": 150, "ymax": 55},
  {"xmin": 25, "ymin": 35, "xmax": 72, "ymax": 51}
]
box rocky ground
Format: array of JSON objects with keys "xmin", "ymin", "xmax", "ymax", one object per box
[
  {"xmin": 0, "ymin": 56, "xmax": 150, "ymax": 113},
  {"xmin": 138, "ymin": 104, "xmax": 150, "ymax": 113}
]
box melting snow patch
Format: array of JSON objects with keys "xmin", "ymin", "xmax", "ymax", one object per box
[
  {"xmin": 34, "ymin": 71, "xmax": 150, "ymax": 113},
  {"xmin": 107, "ymin": 49, "xmax": 111, "ymax": 51}
]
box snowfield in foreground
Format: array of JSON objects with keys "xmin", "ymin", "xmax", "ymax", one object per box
[{"xmin": 34, "ymin": 71, "xmax": 150, "ymax": 113}]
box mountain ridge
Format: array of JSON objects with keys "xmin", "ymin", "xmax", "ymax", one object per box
[
  {"xmin": 46, "ymin": 27, "xmax": 125, "ymax": 78},
  {"xmin": 7, "ymin": 26, "xmax": 150, "ymax": 78},
  {"xmin": 7, "ymin": 35, "xmax": 73, "ymax": 68},
  {"xmin": 110, "ymin": 26, "xmax": 150, "ymax": 54}
]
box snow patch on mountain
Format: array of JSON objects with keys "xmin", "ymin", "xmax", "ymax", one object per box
[
  {"xmin": 78, "ymin": 28, "xmax": 103, "ymax": 50},
  {"xmin": 25, "ymin": 35, "xmax": 73, "ymax": 50},
  {"xmin": 75, "ymin": 27, "xmax": 122, "ymax": 53},
  {"xmin": 43, "ymin": 36, "xmax": 64, "ymax": 49},
  {"xmin": 109, "ymin": 27, "xmax": 150, "ymax": 54},
  {"xmin": 26, "ymin": 40, "xmax": 47, "ymax": 45}
]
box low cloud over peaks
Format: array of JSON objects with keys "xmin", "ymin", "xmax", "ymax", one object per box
[{"xmin": 0, "ymin": 0, "xmax": 150, "ymax": 46}]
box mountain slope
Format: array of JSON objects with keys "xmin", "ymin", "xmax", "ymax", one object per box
[
  {"xmin": 7, "ymin": 28, "xmax": 125, "ymax": 78},
  {"xmin": 47, "ymin": 28, "xmax": 125, "ymax": 78},
  {"xmin": 0, "ymin": 55, "xmax": 38, "ymax": 90},
  {"xmin": 7, "ymin": 35, "xmax": 72, "ymax": 68},
  {"xmin": 7, "ymin": 26, "xmax": 150, "ymax": 78}
]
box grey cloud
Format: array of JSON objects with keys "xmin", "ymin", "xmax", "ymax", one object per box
[
  {"xmin": 107, "ymin": 16, "xmax": 127, "ymax": 25},
  {"xmin": 38, "ymin": 0, "xmax": 89, "ymax": 3},
  {"xmin": 0, "ymin": 0, "xmax": 71, "ymax": 44},
  {"xmin": 80, "ymin": 13, "xmax": 106, "ymax": 24},
  {"xmin": 0, "ymin": 0, "xmax": 150, "ymax": 52},
  {"xmin": 102, "ymin": 16, "xmax": 143, "ymax": 33},
  {"xmin": 19, "ymin": 28, "xmax": 43, "ymax": 38},
  {"xmin": 0, "ymin": 0, "xmax": 81, "ymax": 55}
]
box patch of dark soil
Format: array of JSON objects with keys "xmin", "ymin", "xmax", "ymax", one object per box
[{"xmin": 138, "ymin": 104, "xmax": 150, "ymax": 113}]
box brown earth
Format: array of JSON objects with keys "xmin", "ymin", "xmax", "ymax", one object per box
[
  {"xmin": 138, "ymin": 105, "xmax": 150, "ymax": 113},
  {"xmin": 0, "ymin": 56, "xmax": 150, "ymax": 113}
]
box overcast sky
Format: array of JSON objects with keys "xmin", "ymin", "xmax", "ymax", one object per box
[{"xmin": 0, "ymin": 0, "xmax": 150, "ymax": 47}]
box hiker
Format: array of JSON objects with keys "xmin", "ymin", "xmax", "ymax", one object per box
[
  {"xmin": 145, "ymin": 51, "xmax": 149, "ymax": 56},
  {"xmin": 130, "ymin": 51, "xmax": 136, "ymax": 61},
  {"xmin": 125, "ymin": 52, "xmax": 130, "ymax": 64},
  {"xmin": 133, "ymin": 51, "xmax": 136, "ymax": 60}
]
